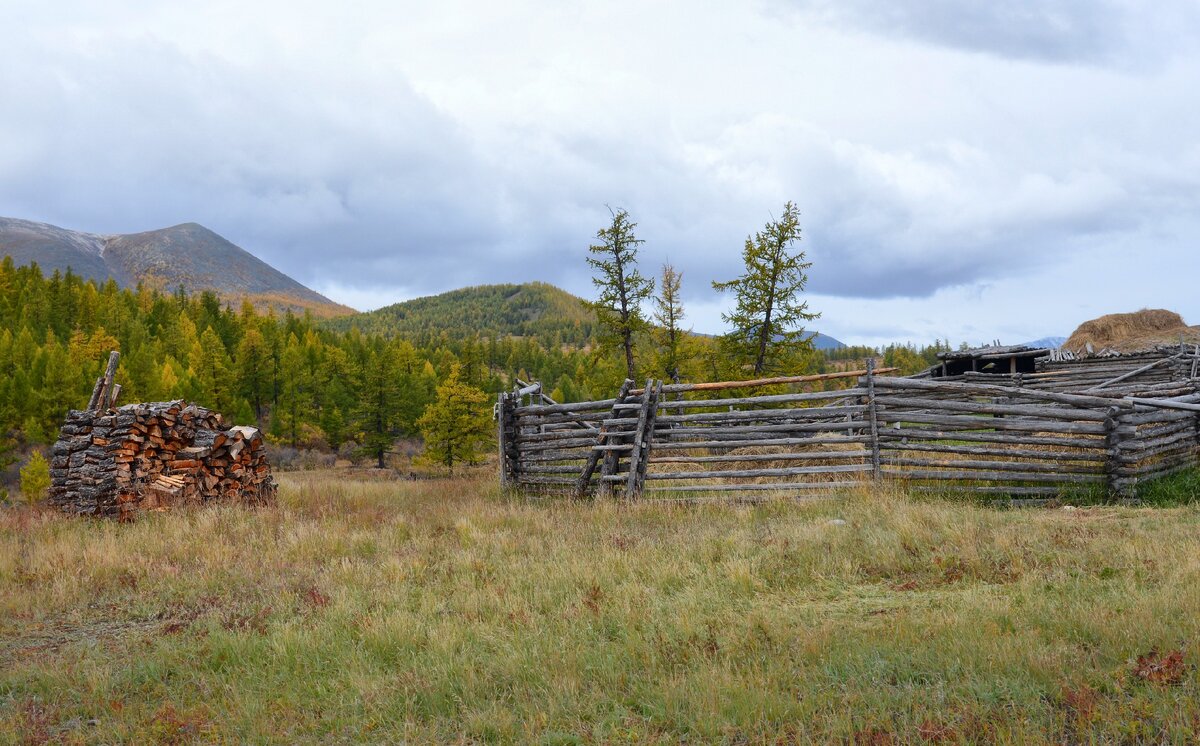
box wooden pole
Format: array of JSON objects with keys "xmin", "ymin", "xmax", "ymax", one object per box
[
  {"xmin": 497, "ymin": 393, "xmax": 510, "ymax": 490},
  {"xmin": 628, "ymin": 367, "xmax": 897, "ymax": 396},
  {"xmin": 866, "ymin": 357, "xmax": 881, "ymax": 480},
  {"xmin": 92, "ymin": 351, "xmax": 120, "ymax": 412},
  {"xmin": 576, "ymin": 379, "xmax": 634, "ymax": 498},
  {"xmin": 624, "ymin": 379, "xmax": 657, "ymax": 499}
]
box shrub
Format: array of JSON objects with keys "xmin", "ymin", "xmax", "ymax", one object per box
[{"xmin": 20, "ymin": 451, "xmax": 51, "ymax": 505}]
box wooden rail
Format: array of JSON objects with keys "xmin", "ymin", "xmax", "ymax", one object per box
[{"xmin": 499, "ymin": 355, "xmax": 1200, "ymax": 503}]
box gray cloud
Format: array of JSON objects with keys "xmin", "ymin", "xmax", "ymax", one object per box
[
  {"xmin": 1, "ymin": 1, "xmax": 1197, "ymax": 344},
  {"xmin": 774, "ymin": 0, "xmax": 1198, "ymax": 67}
]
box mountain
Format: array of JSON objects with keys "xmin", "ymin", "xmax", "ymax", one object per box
[
  {"xmin": 332, "ymin": 281, "xmax": 847, "ymax": 349},
  {"xmin": 1022, "ymin": 336, "xmax": 1066, "ymax": 349},
  {"xmin": 0, "ymin": 217, "xmax": 352, "ymax": 317},
  {"xmin": 809, "ymin": 332, "xmax": 845, "ymax": 350}
]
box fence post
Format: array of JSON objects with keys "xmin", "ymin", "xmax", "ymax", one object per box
[
  {"xmin": 1104, "ymin": 405, "xmax": 1135, "ymax": 501},
  {"xmin": 576, "ymin": 379, "xmax": 634, "ymax": 499},
  {"xmin": 625, "ymin": 379, "xmax": 660, "ymax": 499},
  {"xmin": 496, "ymin": 393, "xmax": 517, "ymax": 490},
  {"xmin": 866, "ymin": 358, "xmax": 881, "ymax": 481}
]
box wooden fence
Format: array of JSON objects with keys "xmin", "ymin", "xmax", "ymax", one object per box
[{"xmin": 498, "ymin": 362, "xmax": 1200, "ymax": 503}]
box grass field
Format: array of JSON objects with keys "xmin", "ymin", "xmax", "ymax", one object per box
[{"xmin": 3, "ymin": 471, "xmax": 1200, "ymax": 744}]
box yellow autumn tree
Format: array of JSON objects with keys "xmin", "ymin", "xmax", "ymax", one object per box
[{"xmin": 416, "ymin": 364, "xmax": 492, "ymax": 473}]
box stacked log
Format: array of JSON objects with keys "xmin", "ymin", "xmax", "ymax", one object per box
[{"xmin": 48, "ymin": 400, "xmax": 275, "ymax": 519}]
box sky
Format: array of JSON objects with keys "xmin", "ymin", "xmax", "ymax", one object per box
[{"xmin": 1, "ymin": 1, "xmax": 1198, "ymax": 346}]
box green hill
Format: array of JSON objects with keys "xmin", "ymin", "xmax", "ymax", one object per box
[
  {"xmin": 333, "ymin": 281, "xmax": 849, "ymax": 351},
  {"xmin": 330, "ymin": 282, "xmax": 598, "ymax": 346}
]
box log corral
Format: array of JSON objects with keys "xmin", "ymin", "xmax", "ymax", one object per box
[
  {"xmin": 47, "ymin": 352, "xmax": 276, "ymax": 519},
  {"xmin": 501, "ymin": 348, "xmax": 1200, "ymax": 504}
]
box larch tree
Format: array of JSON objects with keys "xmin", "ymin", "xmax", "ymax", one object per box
[
  {"xmin": 356, "ymin": 343, "xmax": 405, "ymax": 469},
  {"xmin": 417, "ymin": 363, "xmax": 492, "ymax": 473},
  {"xmin": 712, "ymin": 202, "xmax": 820, "ymax": 376},
  {"xmin": 586, "ymin": 208, "xmax": 654, "ymax": 381},
  {"xmin": 235, "ymin": 327, "xmax": 270, "ymax": 426},
  {"xmin": 651, "ymin": 263, "xmax": 691, "ymax": 384}
]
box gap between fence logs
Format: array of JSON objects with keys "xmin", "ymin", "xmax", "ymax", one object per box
[{"xmin": 497, "ymin": 358, "xmax": 1200, "ymax": 503}]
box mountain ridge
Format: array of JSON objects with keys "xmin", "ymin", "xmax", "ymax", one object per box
[{"xmin": 0, "ymin": 216, "xmax": 352, "ymax": 317}]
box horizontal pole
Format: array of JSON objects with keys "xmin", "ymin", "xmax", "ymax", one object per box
[{"xmin": 629, "ymin": 368, "xmax": 898, "ymax": 395}]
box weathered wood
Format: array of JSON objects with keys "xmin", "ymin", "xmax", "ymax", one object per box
[
  {"xmin": 657, "ymin": 421, "xmax": 874, "ymax": 438},
  {"xmin": 649, "ymin": 450, "xmax": 872, "ymax": 464},
  {"xmin": 625, "ymin": 379, "xmax": 659, "ymax": 498},
  {"xmin": 879, "ymin": 441, "xmax": 1102, "ymax": 462},
  {"xmin": 873, "ymin": 396, "xmax": 1108, "ymax": 421},
  {"xmin": 576, "ymin": 379, "xmax": 634, "ymax": 498},
  {"xmin": 619, "ymin": 463, "xmax": 872, "ymax": 481},
  {"xmin": 629, "ymin": 368, "xmax": 898, "ymax": 395},
  {"xmin": 875, "ymin": 411, "xmax": 1108, "ymax": 435},
  {"xmin": 642, "ymin": 481, "xmax": 864, "ymax": 493},
  {"xmin": 628, "ymin": 388, "xmax": 868, "ymax": 411},
  {"xmin": 1086, "ymin": 355, "xmax": 1177, "ymax": 390},
  {"xmin": 865, "ymin": 358, "xmax": 881, "ymax": 479},
  {"xmin": 872, "ymin": 376, "xmax": 1134, "ymax": 409},
  {"xmin": 652, "ymin": 435, "xmax": 872, "ymax": 450},
  {"xmin": 882, "ymin": 468, "xmax": 1104, "ymax": 484},
  {"xmin": 881, "ymin": 457, "xmax": 1103, "ymax": 475}
]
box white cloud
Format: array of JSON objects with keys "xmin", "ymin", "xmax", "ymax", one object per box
[{"xmin": 1, "ymin": 0, "xmax": 1198, "ymax": 345}]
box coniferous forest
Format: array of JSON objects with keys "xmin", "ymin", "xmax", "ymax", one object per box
[{"xmin": 0, "ymin": 245, "xmax": 953, "ymax": 480}]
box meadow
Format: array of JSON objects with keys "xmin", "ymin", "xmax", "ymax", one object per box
[{"xmin": 3, "ymin": 471, "xmax": 1200, "ymax": 744}]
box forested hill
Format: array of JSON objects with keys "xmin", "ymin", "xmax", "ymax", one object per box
[
  {"xmin": 331, "ymin": 281, "xmax": 847, "ymax": 350},
  {"xmin": 329, "ymin": 282, "xmax": 598, "ymax": 347}
]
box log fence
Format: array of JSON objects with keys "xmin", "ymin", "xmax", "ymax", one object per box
[{"xmin": 500, "ymin": 357, "xmax": 1200, "ymax": 503}]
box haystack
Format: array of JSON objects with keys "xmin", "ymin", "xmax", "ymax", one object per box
[{"xmin": 1064, "ymin": 309, "xmax": 1199, "ymax": 354}]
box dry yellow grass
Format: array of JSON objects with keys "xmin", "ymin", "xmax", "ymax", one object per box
[{"xmin": 2, "ymin": 471, "xmax": 1200, "ymax": 743}]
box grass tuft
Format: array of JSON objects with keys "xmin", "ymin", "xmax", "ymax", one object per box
[{"xmin": 2, "ymin": 471, "xmax": 1200, "ymax": 742}]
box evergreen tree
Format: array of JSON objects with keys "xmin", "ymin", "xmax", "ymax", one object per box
[
  {"xmin": 190, "ymin": 328, "xmax": 235, "ymax": 412},
  {"xmin": 235, "ymin": 327, "xmax": 270, "ymax": 425},
  {"xmin": 273, "ymin": 334, "xmax": 312, "ymax": 446},
  {"xmin": 356, "ymin": 345, "xmax": 405, "ymax": 468},
  {"xmin": 586, "ymin": 208, "xmax": 653, "ymax": 380},
  {"xmin": 416, "ymin": 363, "xmax": 492, "ymax": 472},
  {"xmin": 20, "ymin": 450, "xmax": 50, "ymax": 505},
  {"xmin": 651, "ymin": 263, "xmax": 692, "ymax": 383},
  {"xmin": 712, "ymin": 202, "xmax": 819, "ymax": 376}
]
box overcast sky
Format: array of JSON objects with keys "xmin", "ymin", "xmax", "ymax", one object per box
[{"xmin": 2, "ymin": 1, "xmax": 1198, "ymax": 346}]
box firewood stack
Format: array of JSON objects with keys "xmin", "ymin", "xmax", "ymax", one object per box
[{"xmin": 47, "ymin": 352, "xmax": 276, "ymax": 518}]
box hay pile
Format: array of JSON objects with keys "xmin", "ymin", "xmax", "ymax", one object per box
[{"xmin": 1064, "ymin": 309, "xmax": 1200, "ymax": 354}]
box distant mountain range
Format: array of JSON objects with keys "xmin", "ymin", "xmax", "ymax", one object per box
[
  {"xmin": 0, "ymin": 217, "xmax": 351, "ymax": 317},
  {"xmin": 1, "ymin": 216, "xmax": 848, "ymax": 348},
  {"xmin": 1022, "ymin": 336, "xmax": 1067, "ymax": 349},
  {"xmin": 333, "ymin": 281, "xmax": 846, "ymax": 349}
]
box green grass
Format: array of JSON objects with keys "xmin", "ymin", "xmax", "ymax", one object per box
[{"xmin": 3, "ymin": 471, "xmax": 1200, "ymax": 743}]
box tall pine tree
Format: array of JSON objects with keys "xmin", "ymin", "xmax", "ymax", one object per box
[
  {"xmin": 712, "ymin": 202, "xmax": 819, "ymax": 376},
  {"xmin": 586, "ymin": 208, "xmax": 653, "ymax": 381},
  {"xmin": 651, "ymin": 263, "xmax": 692, "ymax": 384}
]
